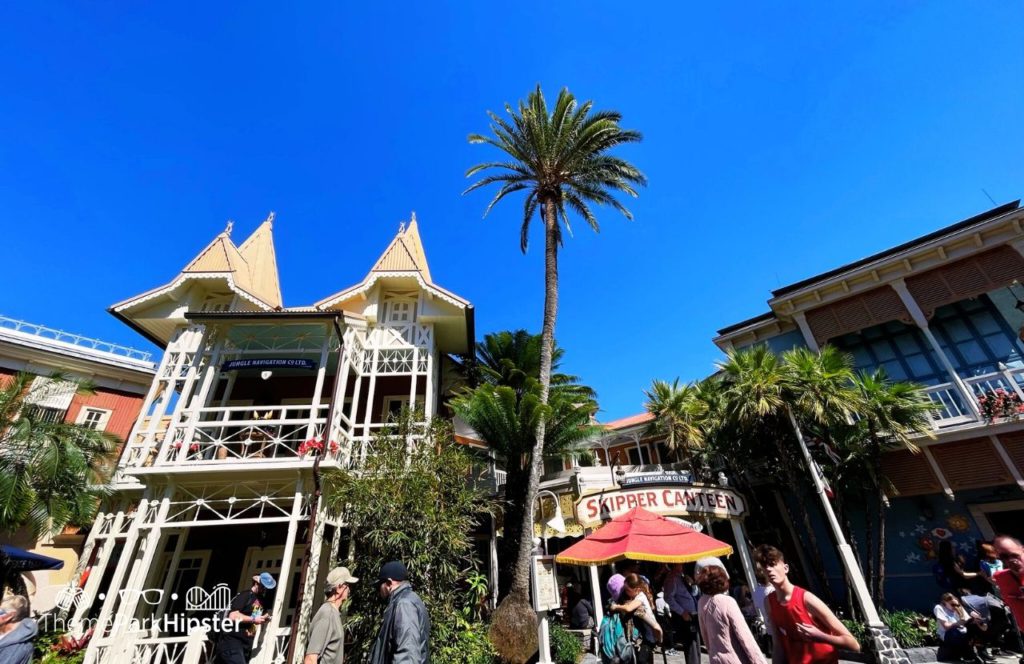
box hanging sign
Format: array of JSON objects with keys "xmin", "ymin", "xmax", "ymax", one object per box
[
  {"xmin": 222, "ymin": 358, "xmax": 317, "ymax": 371},
  {"xmin": 575, "ymin": 484, "xmax": 746, "ymax": 527},
  {"xmin": 620, "ymin": 471, "xmax": 693, "ymax": 488}
]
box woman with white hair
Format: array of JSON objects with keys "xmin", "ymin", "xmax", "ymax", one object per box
[{"xmin": 0, "ymin": 595, "xmax": 38, "ymax": 664}]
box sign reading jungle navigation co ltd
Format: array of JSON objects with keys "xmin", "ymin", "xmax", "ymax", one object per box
[
  {"xmin": 222, "ymin": 358, "xmax": 317, "ymax": 371},
  {"xmin": 575, "ymin": 484, "xmax": 747, "ymax": 527}
]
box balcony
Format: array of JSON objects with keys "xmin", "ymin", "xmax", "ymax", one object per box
[
  {"xmin": 924, "ymin": 364, "xmax": 1024, "ymax": 429},
  {"xmin": 115, "ymin": 404, "xmax": 334, "ymax": 471}
]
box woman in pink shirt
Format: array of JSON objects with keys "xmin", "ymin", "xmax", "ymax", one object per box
[{"xmin": 697, "ymin": 565, "xmax": 767, "ymax": 664}]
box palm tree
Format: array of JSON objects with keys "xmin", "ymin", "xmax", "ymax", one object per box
[
  {"xmin": 0, "ymin": 372, "xmax": 117, "ymax": 594},
  {"xmin": 466, "ymin": 86, "xmax": 644, "ymax": 661},
  {"xmin": 643, "ymin": 378, "xmax": 707, "ymax": 475},
  {"xmin": 716, "ymin": 345, "xmax": 861, "ymax": 603},
  {"xmin": 849, "ymin": 369, "xmax": 936, "ymax": 605},
  {"xmin": 450, "ymin": 331, "xmax": 598, "ymax": 601},
  {"xmin": 0, "ymin": 372, "xmax": 116, "ymax": 537}
]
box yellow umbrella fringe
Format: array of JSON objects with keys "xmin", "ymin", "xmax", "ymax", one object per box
[{"xmin": 555, "ymin": 545, "xmax": 734, "ymax": 566}]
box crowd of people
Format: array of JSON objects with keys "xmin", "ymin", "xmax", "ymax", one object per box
[
  {"xmin": 930, "ymin": 534, "xmax": 1024, "ymax": 663},
  {"xmin": 574, "ymin": 544, "xmax": 858, "ymax": 664}
]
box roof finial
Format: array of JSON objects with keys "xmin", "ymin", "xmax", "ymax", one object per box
[
  {"xmin": 399, "ymin": 220, "xmax": 406, "ymax": 233},
  {"xmin": 224, "ymin": 220, "xmax": 234, "ymax": 236},
  {"xmin": 410, "ymin": 210, "xmax": 417, "ymax": 224},
  {"xmin": 265, "ymin": 211, "xmax": 275, "ymax": 227}
]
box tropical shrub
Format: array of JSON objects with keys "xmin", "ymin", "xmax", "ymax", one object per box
[
  {"xmin": 881, "ymin": 609, "xmax": 936, "ymax": 648},
  {"xmin": 549, "ymin": 622, "xmax": 585, "ymax": 664},
  {"xmin": 321, "ymin": 412, "xmax": 495, "ymax": 663}
]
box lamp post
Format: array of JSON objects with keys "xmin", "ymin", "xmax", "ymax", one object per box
[
  {"xmin": 534, "ymin": 489, "xmax": 565, "ymax": 664},
  {"xmin": 786, "ymin": 408, "xmax": 910, "ymax": 664}
]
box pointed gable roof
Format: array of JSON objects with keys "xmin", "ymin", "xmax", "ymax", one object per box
[
  {"xmin": 316, "ymin": 214, "xmax": 467, "ymax": 309},
  {"xmin": 368, "ymin": 217, "xmax": 433, "ymax": 281},
  {"xmin": 111, "ymin": 215, "xmax": 284, "ymax": 318},
  {"xmin": 237, "ymin": 215, "xmax": 283, "ymax": 308}
]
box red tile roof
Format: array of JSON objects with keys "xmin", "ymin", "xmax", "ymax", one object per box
[{"xmin": 603, "ymin": 412, "xmax": 655, "ymax": 430}]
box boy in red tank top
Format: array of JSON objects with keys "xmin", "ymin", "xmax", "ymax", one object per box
[{"xmin": 755, "ymin": 545, "xmax": 860, "ymax": 664}]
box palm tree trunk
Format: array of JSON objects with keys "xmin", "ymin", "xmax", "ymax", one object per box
[
  {"xmin": 864, "ymin": 496, "xmax": 875, "ymax": 601},
  {"xmin": 498, "ymin": 465, "xmax": 529, "ymax": 600},
  {"xmin": 877, "ymin": 487, "xmax": 887, "ymax": 606},
  {"xmin": 509, "ymin": 199, "xmax": 559, "ymax": 598},
  {"xmin": 491, "ymin": 201, "xmax": 560, "ymax": 662}
]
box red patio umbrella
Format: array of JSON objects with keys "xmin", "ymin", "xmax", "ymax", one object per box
[{"xmin": 555, "ymin": 506, "xmax": 733, "ymax": 565}]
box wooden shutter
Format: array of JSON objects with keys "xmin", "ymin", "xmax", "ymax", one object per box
[
  {"xmin": 880, "ymin": 449, "xmax": 941, "ymax": 497},
  {"xmin": 996, "ymin": 431, "xmax": 1024, "ymax": 478},
  {"xmin": 929, "ymin": 438, "xmax": 1012, "ymax": 490},
  {"xmin": 805, "ymin": 285, "xmax": 912, "ymax": 344},
  {"xmin": 906, "ymin": 246, "xmax": 1024, "ymax": 317}
]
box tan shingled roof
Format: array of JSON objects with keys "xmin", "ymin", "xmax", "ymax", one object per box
[{"xmin": 369, "ymin": 219, "xmax": 433, "ymax": 281}]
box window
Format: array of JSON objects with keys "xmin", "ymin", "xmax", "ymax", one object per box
[
  {"xmin": 626, "ymin": 445, "xmax": 650, "ymax": 466},
  {"xmin": 23, "ymin": 376, "xmax": 77, "ymax": 422},
  {"xmin": 77, "ymin": 407, "xmax": 112, "ymax": 431},
  {"xmin": 381, "ymin": 396, "xmax": 425, "ymax": 420},
  {"xmin": 25, "ymin": 405, "xmax": 66, "ymax": 423}
]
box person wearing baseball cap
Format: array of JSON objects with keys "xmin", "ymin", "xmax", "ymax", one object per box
[
  {"xmin": 368, "ymin": 561, "xmax": 430, "ymax": 664},
  {"xmin": 304, "ymin": 567, "xmax": 358, "ymax": 664},
  {"xmin": 214, "ymin": 572, "xmax": 277, "ymax": 664}
]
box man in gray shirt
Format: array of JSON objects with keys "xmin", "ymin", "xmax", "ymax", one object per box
[{"xmin": 305, "ymin": 567, "xmax": 358, "ymax": 664}]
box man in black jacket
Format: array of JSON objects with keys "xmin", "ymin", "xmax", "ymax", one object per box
[{"xmin": 368, "ymin": 561, "xmax": 429, "ymax": 664}]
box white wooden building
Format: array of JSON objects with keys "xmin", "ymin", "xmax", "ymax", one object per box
[{"xmin": 72, "ymin": 214, "xmax": 473, "ymax": 664}]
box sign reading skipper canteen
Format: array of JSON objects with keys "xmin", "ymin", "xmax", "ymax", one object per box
[
  {"xmin": 575, "ymin": 484, "xmax": 747, "ymax": 527},
  {"xmin": 222, "ymin": 358, "xmax": 317, "ymax": 371}
]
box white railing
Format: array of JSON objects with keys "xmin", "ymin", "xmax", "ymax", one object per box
[
  {"xmin": 0, "ymin": 315, "xmax": 154, "ymax": 362},
  {"xmin": 923, "ymin": 364, "xmax": 1024, "ymax": 428},
  {"xmin": 923, "ymin": 382, "xmax": 975, "ymax": 425},
  {"xmin": 91, "ymin": 630, "xmax": 210, "ymax": 664},
  {"xmin": 156, "ymin": 404, "xmax": 333, "ymax": 465},
  {"xmin": 495, "ymin": 469, "xmax": 507, "ymax": 490}
]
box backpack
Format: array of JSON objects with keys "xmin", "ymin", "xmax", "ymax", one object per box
[{"xmin": 598, "ymin": 612, "xmax": 638, "ymax": 664}]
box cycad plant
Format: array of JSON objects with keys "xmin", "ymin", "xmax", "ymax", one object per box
[
  {"xmin": 450, "ymin": 331, "xmax": 598, "ymax": 602},
  {"xmin": 466, "ymin": 86, "xmax": 643, "ymax": 662}
]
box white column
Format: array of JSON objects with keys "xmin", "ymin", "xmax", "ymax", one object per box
[
  {"xmin": 588, "ymin": 564, "xmax": 604, "ymax": 630},
  {"xmin": 290, "ymin": 500, "xmax": 327, "ymax": 664},
  {"xmin": 891, "ymin": 280, "xmax": 981, "ymax": 417},
  {"xmin": 84, "ymin": 498, "xmax": 153, "ymax": 664},
  {"xmin": 113, "ymin": 485, "xmax": 176, "ymax": 633},
  {"xmin": 408, "ymin": 346, "xmax": 419, "ymax": 413},
  {"xmin": 158, "ymin": 326, "xmax": 214, "ymax": 462},
  {"xmin": 791, "ymin": 311, "xmax": 821, "ymax": 352},
  {"xmin": 263, "ymin": 480, "xmax": 306, "ymax": 663},
  {"xmin": 154, "ymin": 529, "xmax": 188, "ymax": 618},
  {"xmin": 424, "ymin": 349, "xmax": 436, "ymax": 419},
  {"xmin": 175, "ymin": 330, "xmax": 226, "ymax": 462},
  {"xmin": 989, "ymin": 435, "xmax": 1024, "ymax": 490},
  {"xmin": 307, "ymin": 327, "xmax": 332, "ymax": 439},
  {"xmin": 489, "ymin": 516, "xmax": 499, "ymax": 611},
  {"xmin": 361, "ymin": 343, "xmax": 379, "ymax": 465},
  {"xmin": 730, "ymin": 519, "xmax": 758, "ymax": 598},
  {"xmin": 71, "ymin": 511, "xmax": 127, "ymax": 632},
  {"xmin": 922, "ymin": 446, "xmax": 955, "ymax": 499}
]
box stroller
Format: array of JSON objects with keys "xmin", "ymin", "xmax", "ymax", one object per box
[{"xmin": 961, "ymin": 591, "xmax": 1024, "ymax": 663}]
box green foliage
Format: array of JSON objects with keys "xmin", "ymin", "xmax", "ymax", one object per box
[
  {"xmin": 33, "ymin": 628, "xmax": 87, "ymax": 664},
  {"xmin": 321, "ymin": 412, "xmax": 494, "ymax": 663},
  {"xmin": 433, "ymin": 620, "xmax": 500, "ymax": 664},
  {"xmin": 549, "ymin": 623, "xmax": 585, "ymax": 664},
  {"xmin": 880, "ymin": 609, "xmax": 936, "ymax": 648},
  {"xmin": 843, "ymin": 610, "xmax": 937, "ymax": 651},
  {"xmin": 0, "ymin": 372, "xmax": 117, "ymax": 539}
]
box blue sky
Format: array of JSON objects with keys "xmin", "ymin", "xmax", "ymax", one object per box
[{"xmin": 2, "ymin": 3, "xmax": 1022, "ymax": 419}]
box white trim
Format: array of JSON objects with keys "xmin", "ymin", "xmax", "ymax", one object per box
[
  {"xmin": 113, "ymin": 273, "xmax": 274, "ymax": 314},
  {"xmin": 968, "ymin": 500, "xmax": 1024, "ymax": 539},
  {"xmin": 317, "ymin": 272, "xmax": 468, "ymax": 310},
  {"xmin": 76, "ymin": 407, "xmax": 113, "ymax": 432}
]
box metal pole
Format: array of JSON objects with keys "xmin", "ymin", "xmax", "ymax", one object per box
[{"xmin": 786, "ymin": 408, "xmax": 881, "ymax": 626}]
